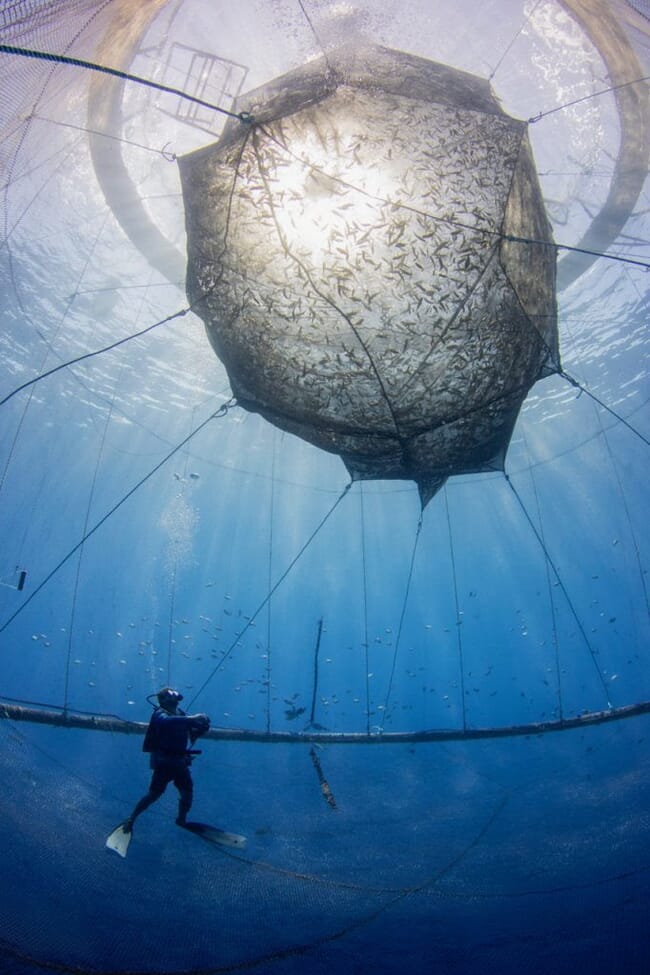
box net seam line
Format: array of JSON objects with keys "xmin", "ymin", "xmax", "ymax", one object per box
[{"xmin": 250, "ymin": 124, "xmax": 407, "ymax": 447}]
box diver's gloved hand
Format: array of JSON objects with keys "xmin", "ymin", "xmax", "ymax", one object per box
[{"xmin": 190, "ymin": 713, "xmax": 210, "ymax": 734}]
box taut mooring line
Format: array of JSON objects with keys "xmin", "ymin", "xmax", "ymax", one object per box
[{"xmin": 505, "ymin": 475, "xmax": 613, "ymax": 709}]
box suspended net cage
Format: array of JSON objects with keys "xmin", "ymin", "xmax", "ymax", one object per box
[{"xmin": 0, "ymin": 1, "xmax": 649, "ymax": 973}]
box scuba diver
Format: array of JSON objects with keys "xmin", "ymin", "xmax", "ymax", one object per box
[
  {"xmin": 107, "ymin": 686, "xmax": 245, "ymax": 858},
  {"xmin": 123, "ymin": 686, "xmax": 210, "ymax": 832}
]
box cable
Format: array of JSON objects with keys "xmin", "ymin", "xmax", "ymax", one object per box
[
  {"xmin": 250, "ymin": 126, "xmax": 405, "ymax": 446},
  {"xmin": 0, "ymin": 306, "xmax": 190, "ymax": 406},
  {"xmin": 502, "ymin": 233, "xmax": 650, "ymax": 271},
  {"xmin": 488, "ymin": 0, "xmax": 544, "ymax": 81},
  {"xmin": 528, "ymin": 75, "xmax": 650, "ymax": 124},
  {"xmin": 0, "ymin": 400, "xmax": 236, "ymax": 635},
  {"xmin": 520, "ymin": 427, "xmax": 564, "ymax": 721},
  {"xmin": 560, "ymin": 371, "xmax": 650, "ymax": 447},
  {"xmin": 308, "ymin": 618, "xmax": 324, "ymax": 727},
  {"xmin": 166, "ymin": 554, "xmax": 178, "ymax": 687},
  {"xmin": 258, "ymin": 122, "xmax": 649, "ymax": 272},
  {"xmin": 297, "ymin": 0, "xmax": 333, "ymax": 73},
  {"xmin": 1, "ymin": 94, "xmax": 253, "ymax": 408},
  {"xmin": 186, "ymin": 481, "xmax": 353, "ymax": 708},
  {"xmin": 359, "ymin": 484, "xmax": 371, "ymax": 735},
  {"xmin": 380, "ymin": 513, "xmax": 423, "ymax": 730},
  {"xmin": 399, "ymin": 239, "xmax": 510, "ymax": 401},
  {"xmin": 444, "ymin": 486, "xmax": 467, "ymax": 730},
  {"xmin": 0, "ymin": 793, "xmax": 505, "ymax": 975},
  {"xmin": 31, "ymin": 113, "xmax": 178, "ymax": 160},
  {"xmin": 265, "ymin": 432, "xmax": 277, "ymax": 734},
  {"xmin": 505, "ymin": 475, "xmax": 613, "ymax": 709},
  {"xmin": 0, "ymin": 44, "xmax": 255, "ymax": 124},
  {"xmin": 309, "ymin": 746, "xmax": 337, "ymax": 809},
  {"xmin": 3, "ymin": 127, "xmax": 645, "ymax": 413},
  {"xmin": 572, "ymin": 368, "xmax": 650, "ymax": 625},
  {"xmin": 63, "ymin": 380, "xmax": 118, "ymax": 712}
]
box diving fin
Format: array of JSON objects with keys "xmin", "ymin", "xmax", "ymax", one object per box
[
  {"xmin": 180, "ymin": 821, "xmax": 246, "ymax": 849},
  {"xmin": 106, "ymin": 822, "xmax": 133, "ymax": 858}
]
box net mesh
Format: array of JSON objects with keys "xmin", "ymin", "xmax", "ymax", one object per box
[
  {"xmin": 1, "ymin": 717, "xmax": 649, "ymax": 975},
  {"xmin": 180, "ymin": 44, "xmax": 558, "ymax": 506}
]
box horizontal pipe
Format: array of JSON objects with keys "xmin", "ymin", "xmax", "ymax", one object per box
[{"xmin": 2, "ymin": 699, "xmax": 650, "ymax": 744}]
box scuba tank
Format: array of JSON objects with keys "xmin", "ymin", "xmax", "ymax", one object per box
[
  {"xmin": 142, "ymin": 690, "xmax": 207, "ymax": 755},
  {"xmin": 142, "ymin": 689, "xmax": 186, "ymax": 753}
]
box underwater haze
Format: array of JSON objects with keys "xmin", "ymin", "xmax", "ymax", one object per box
[{"xmin": 0, "ymin": 1, "xmax": 649, "ymax": 973}]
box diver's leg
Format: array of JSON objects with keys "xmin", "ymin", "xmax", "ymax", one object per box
[
  {"xmin": 124, "ymin": 767, "xmax": 169, "ymax": 831},
  {"xmin": 173, "ymin": 765, "xmax": 194, "ymax": 826}
]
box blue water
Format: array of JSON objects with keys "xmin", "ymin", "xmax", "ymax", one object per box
[{"xmin": 0, "ymin": 0, "xmax": 649, "ymax": 972}]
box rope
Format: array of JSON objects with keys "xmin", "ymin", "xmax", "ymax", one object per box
[
  {"xmin": 258, "ymin": 123, "xmax": 649, "ymax": 272},
  {"xmin": 0, "ymin": 400, "xmax": 237, "ymax": 635},
  {"xmin": 0, "ymin": 205, "xmax": 114, "ymax": 510},
  {"xmin": 571, "ymin": 366, "xmax": 650, "ymax": 623},
  {"xmin": 0, "ymin": 114, "xmax": 247, "ymax": 474},
  {"xmin": 399, "ymin": 240, "xmax": 510, "ymax": 401},
  {"xmin": 502, "ymin": 233, "xmax": 650, "ymax": 271},
  {"xmin": 165, "ymin": 411, "xmax": 194, "ymax": 688},
  {"xmin": 0, "ymin": 44, "xmax": 255, "ymax": 124},
  {"xmin": 380, "ymin": 513, "xmax": 423, "ymax": 730},
  {"xmin": 31, "ymin": 114, "xmax": 177, "ymax": 160},
  {"xmin": 251, "ymin": 126, "xmax": 405, "ymax": 445},
  {"xmin": 560, "ymin": 371, "xmax": 650, "ymax": 447},
  {"xmin": 360, "ymin": 485, "xmax": 371, "ymax": 735},
  {"xmin": 488, "ymin": 0, "xmax": 544, "ymax": 81},
  {"xmin": 528, "ymin": 75, "xmax": 650, "ymax": 124},
  {"xmin": 505, "ymin": 475, "xmax": 613, "ymax": 709},
  {"xmin": 63, "ymin": 377, "xmax": 118, "ymax": 712},
  {"xmin": 265, "ymin": 433, "xmax": 277, "ymax": 734},
  {"xmin": 444, "ymin": 487, "xmax": 467, "ymax": 730},
  {"xmin": 297, "ymin": 0, "xmax": 333, "ymax": 74},
  {"xmin": 2, "ymin": 127, "xmax": 645, "ymax": 413},
  {"xmin": 0, "ymin": 306, "xmax": 190, "ymax": 406},
  {"xmin": 186, "ymin": 481, "xmax": 353, "ymax": 708},
  {"xmin": 166, "ymin": 557, "xmax": 178, "ymax": 687},
  {"xmin": 598, "ymin": 418, "xmax": 650, "ymax": 619},
  {"xmin": 209, "ymin": 799, "xmax": 509, "ymax": 974},
  {"xmin": 245, "ymin": 795, "xmax": 507, "ymax": 970},
  {"xmin": 309, "ymin": 746, "xmax": 337, "ymax": 810},
  {"xmin": 520, "ymin": 428, "xmax": 564, "ymax": 721},
  {"xmin": 308, "ymin": 618, "xmax": 324, "ymax": 727}
]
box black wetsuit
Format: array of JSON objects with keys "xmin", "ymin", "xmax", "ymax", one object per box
[{"xmin": 127, "ymin": 707, "xmax": 209, "ymax": 827}]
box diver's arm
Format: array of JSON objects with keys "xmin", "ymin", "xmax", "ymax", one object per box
[
  {"xmin": 156, "ymin": 711, "xmax": 209, "ymax": 725},
  {"xmin": 156, "ymin": 710, "xmax": 210, "ymax": 735},
  {"xmin": 188, "ymin": 713, "xmax": 210, "ymax": 737}
]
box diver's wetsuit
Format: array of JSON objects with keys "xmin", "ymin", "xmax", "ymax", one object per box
[{"xmin": 126, "ymin": 708, "xmax": 209, "ymax": 829}]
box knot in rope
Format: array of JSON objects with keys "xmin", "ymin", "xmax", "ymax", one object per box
[
  {"xmin": 561, "ymin": 371, "xmax": 583, "ymax": 397},
  {"xmin": 213, "ymin": 397, "xmax": 237, "ymax": 419}
]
